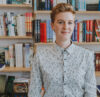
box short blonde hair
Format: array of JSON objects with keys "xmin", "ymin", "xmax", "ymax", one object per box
[{"xmin": 51, "ymin": 3, "xmax": 75, "ymax": 23}]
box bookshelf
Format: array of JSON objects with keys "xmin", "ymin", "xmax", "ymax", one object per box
[
  {"xmin": 0, "ymin": 36, "xmax": 32, "ymax": 39},
  {"xmin": 34, "ymin": 42, "xmax": 100, "ymax": 45},
  {"xmin": 0, "ymin": 1, "xmax": 33, "ymax": 96},
  {"xmin": 0, "ymin": 4, "xmax": 32, "ymax": 8},
  {"xmin": 34, "ymin": 10, "xmax": 100, "ymax": 14},
  {"xmin": 96, "ymin": 71, "xmax": 100, "ymax": 77},
  {"xmin": 0, "ymin": 1, "xmax": 33, "ymax": 97},
  {"xmin": 0, "ymin": 66, "xmax": 100, "ymax": 77},
  {"xmin": 0, "ymin": 67, "xmax": 31, "ymax": 72}
]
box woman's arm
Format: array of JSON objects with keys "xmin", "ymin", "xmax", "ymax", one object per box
[
  {"xmin": 84, "ymin": 51, "xmax": 97, "ymax": 97},
  {"xmin": 28, "ymin": 53, "xmax": 42, "ymax": 97}
]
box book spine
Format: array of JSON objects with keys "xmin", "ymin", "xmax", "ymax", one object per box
[
  {"xmin": 50, "ymin": 0, "xmax": 53, "ymax": 10},
  {"xmin": 35, "ymin": 20, "xmax": 38, "ymax": 42},
  {"xmin": 99, "ymin": 0, "xmax": 100, "ymax": 11},
  {"xmin": 84, "ymin": 0, "xmax": 86, "ymax": 11},
  {"xmin": 24, "ymin": 43, "xmax": 30, "ymax": 68},
  {"xmin": 71, "ymin": 0, "xmax": 75, "ymax": 10},
  {"xmin": 77, "ymin": 22, "xmax": 80, "ymax": 42},
  {"xmin": 17, "ymin": 15, "xmax": 26, "ymax": 36},
  {"xmin": 45, "ymin": 0, "xmax": 48, "ymax": 10},
  {"xmin": 37, "ymin": 20, "xmax": 41, "ymax": 42},
  {"xmin": 15, "ymin": 43, "xmax": 23, "ymax": 67},
  {"xmin": 89, "ymin": 20, "xmax": 93, "ymax": 42},
  {"xmin": 5, "ymin": 47, "xmax": 10, "ymax": 66},
  {"xmin": 47, "ymin": 0, "xmax": 50, "ymax": 10},
  {"xmin": 9, "ymin": 45, "xmax": 14, "ymax": 67},
  {"xmin": 86, "ymin": 20, "xmax": 90, "ymax": 42},
  {"xmin": 79, "ymin": 22, "xmax": 83, "ymax": 42},
  {"xmin": 74, "ymin": 20, "xmax": 78, "ymax": 41},
  {"xmin": 46, "ymin": 20, "xmax": 50, "ymax": 42}
]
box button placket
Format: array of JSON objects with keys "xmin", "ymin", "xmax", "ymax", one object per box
[{"xmin": 63, "ymin": 50, "xmax": 69, "ymax": 97}]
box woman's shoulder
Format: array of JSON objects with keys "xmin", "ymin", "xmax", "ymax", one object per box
[
  {"xmin": 73, "ymin": 43, "xmax": 94, "ymax": 55},
  {"xmin": 34, "ymin": 43, "xmax": 55, "ymax": 55}
]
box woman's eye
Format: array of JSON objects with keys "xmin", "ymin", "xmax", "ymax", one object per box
[
  {"xmin": 68, "ymin": 22, "xmax": 73, "ymax": 24},
  {"xmin": 58, "ymin": 21, "xmax": 64, "ymax": 24}
]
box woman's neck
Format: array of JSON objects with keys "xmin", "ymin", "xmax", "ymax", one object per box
[{"xmin": 55, "ymin": 40, "xmax": 71, "ymax": 49}]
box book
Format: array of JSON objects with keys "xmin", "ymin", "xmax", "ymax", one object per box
[
  {"xmin": 0, "ymin": 49, "xmax": 6, "ymax": 70},
  {"xmin": 15, "ymin": 43, "xmax": 23, "ymax": 67},
  {"xmin": 5, "ymin": 76, "xmax": 15, "ymax": 94},
  {"xmin": 95, "ymin": 20, "xmax": 100, "ymax": 42},
  {"xmin": 77, "ymin": 22, "xmax": 80, "ymax": 42},
  {"xmin": 13, "ymin": 82, "xmax": 28, "ymax": 93},
  {"xmin": 0, "ymin": 75, "xmax": 6, "ymax": 93},
  {"xmin": 86, "ymin": 4, "xmax": 99, "ymax": 11},
  {"xmin": 40, "ymin": 22, "xmax": 47, "ymax": 43},
  {"xmin": 89, "ymin": 20, "xmax": 93, "ymax": 42},
  {"xmin": 17, "ymin": 15, "xmax": 26, "ymax": 36},
  {"xmin": 9, "ymin": 45, "xmax": 15, "ymax": 67},
  {"xmin": 79, "ymin": 22, "xmax": 83, "ymax": 42},
  {"xmin": 86, "ymin": 0, "xmax": 99, "ymax": 4},
  {"xmin": 23, "ymin": 43, "xmax": 31, "ymax": 68},
  {"xmin": 86, "ymin": 20, "xmax": 90, "ymax": 42}
]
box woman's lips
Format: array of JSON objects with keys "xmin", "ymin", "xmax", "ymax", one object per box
[{"xmin": 61, "ymin": 31, "xmax": 69, "ymax": 34}]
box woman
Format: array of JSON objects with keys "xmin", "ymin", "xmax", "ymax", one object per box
[{"xmin": 28, "ymin": 3, "xmax": 96, "ymax": 97}]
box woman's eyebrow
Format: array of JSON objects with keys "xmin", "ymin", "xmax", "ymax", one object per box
[
  {"xmin": 57, "ymin": 19, "xmax": 74, "ymax": 21},
  {"xmin": 57, "ymin": 19, "xmax": 64, "ymax": 21}
]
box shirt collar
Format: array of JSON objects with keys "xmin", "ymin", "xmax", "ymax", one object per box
[{"xmin": 54, "ymin": 42, "xmax": 75, "ymax": 55}]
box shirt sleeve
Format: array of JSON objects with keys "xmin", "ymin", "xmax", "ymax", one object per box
[
  {"xmin": 84, "ymin": 51, "xmax": 97, "ymax": 97},
  {"xmin": 28, "ymin": 53, "xmax": 42, "ymax": 97}
]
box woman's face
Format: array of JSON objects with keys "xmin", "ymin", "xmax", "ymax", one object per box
[{"xmin": 51, "ymin": 12, "xmax": 75, "ymax": 42}]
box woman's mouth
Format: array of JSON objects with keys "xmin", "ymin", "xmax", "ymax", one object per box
[{"xmin": 61, "ymin": 31, "xmax": 69, "ymax": 34}]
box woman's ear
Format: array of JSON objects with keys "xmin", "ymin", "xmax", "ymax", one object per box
[{"xmin": 51, "ymin": 22, "xmax": 54, "ymax": 30}]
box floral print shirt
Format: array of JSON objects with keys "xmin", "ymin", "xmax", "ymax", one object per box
[{"xmin": 28, "ymin": 43, "xmax": 96, "ymax": 97}]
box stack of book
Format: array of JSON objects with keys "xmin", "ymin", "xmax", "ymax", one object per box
[
  {"xmin": 0, "ymin": 43, "xmax": 33, "ymax": 68},
  {"xmin": 86, "ymin": 4, "xmax": 99, "ymax": 11},
  {"xmin": 34, "ymin": 0, "xmax": 86, "ymax": 11}
]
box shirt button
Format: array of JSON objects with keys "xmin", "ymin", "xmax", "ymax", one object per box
[{"xmin": 63, "ymin": 83, "xmax": 66, "ymax": 85}]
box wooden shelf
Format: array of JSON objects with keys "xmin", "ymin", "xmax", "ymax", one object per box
[
  {"xmin": 1, "ymin": 67, "xmax": 99, "ymax": 76},
  {"xmin": 0, "ymin": 67, "xmax": 31, "ymax": 72},
  {"xmin": 76, "ymin": 11, "xmax": 100, "ymax": 14},
  {"xmin": 0, "ymin": 36, "xmax": 32, "ymax": 39},
  {"xmin": 0, "ymin": 4, "xmax": 32, "ymax": 8},
  {"xmin": 74, "ymin": 42, "xmax": 100, "ymax": 45},
  {"xmin": 34, "ymin": 42, "xmax": 100, "ymax": 46},
  {"xmin": 96, "ymin": 71, "xmax": 100, "ymax": 77},
  {"xmin": 34, "ymin": 10, "xmax": 51, "ymax": 14},
  {"xmin": 34, "ymin": 10, "xmax": 100, "ymax": 14}
]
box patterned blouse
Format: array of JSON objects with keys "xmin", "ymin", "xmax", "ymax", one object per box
[{"xmin": 28, "ymin": 43, "xmax": 97, "ymax": 97}]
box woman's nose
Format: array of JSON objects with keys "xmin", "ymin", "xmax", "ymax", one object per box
[{"xmin": 63, "ymin": 23, "xmax": 68, "ymax": 30}]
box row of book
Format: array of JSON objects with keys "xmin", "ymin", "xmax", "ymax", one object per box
[
  {"xmin": 32, "ymin": 19, "xmax": 55, "ymax": 43},
  {"xmin": 34, "ymin": 0, "xmax": 86, "ymax": 11},
  {"xmin": 32, "ymin": 19, "xmax": 100, "ymax": 43},
  {"xmin": 95, "ymin": 53, "xmax": 100, "ymax": 71},
  {"xmin": 0, "ymin": 43, "xmax": 33, "ymax": 68},
  {"xmin": 0, "ymin": 0, "xmax": 32, "ymax": 5},
  {"xmin": 0, "ymin": 75, "xmax": 29, "ymax": 97},
  {"xmin": 0, "ymin": 12, "xmax": 32, "ymax": 37},
  {"xmin": 73, "ymin": 20, "xmax": 100, "ymax": 42}
]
